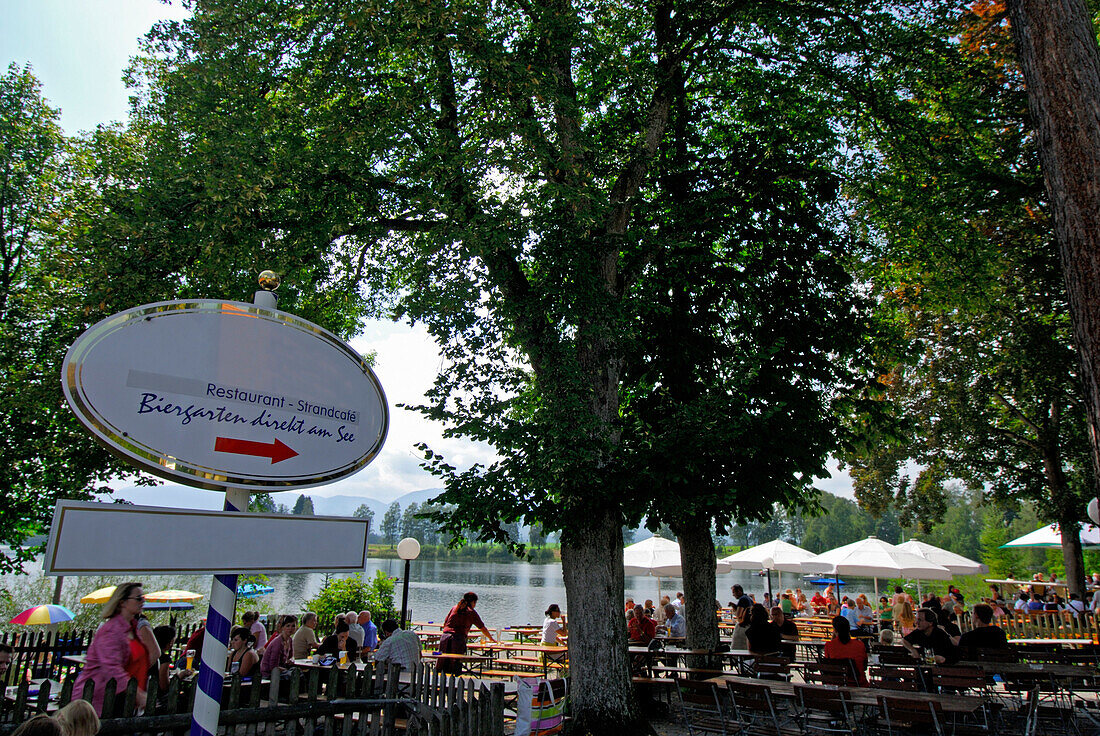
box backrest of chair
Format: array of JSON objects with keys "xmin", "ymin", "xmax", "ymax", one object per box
[
  {"xmin": 816, "ymin": 658, "xmax": 859, "ymax": 687},
  {"xmin": 795, "ymin": 684, "xmax": 850, "ymax": 717},
  {"xmin": 727, "ymin": 680, "xmax": 781, "ymax": 733},
  {"xmin": 753, "ymin": 655, "xmax": 791, "ymax": 679},
  {"xmin": 1024, "ymin": 687, "xmax": 1040, "ymax": 736},
  {"xmin": 677, "ymin": 678, "xmax": 721, "ymax": 708},
  {"xmin": 1001, "ymin": 671, "xmax": 1059, "ymax": 694},
  {"xmin": 875, "ymin": 649, "xmax": 917, "ymax": 665},
  {"xmin": 976, "ymin": 647, "xmax": 1018, "ymax": 664},
  {"xmin": 929, "ymin": 664, "xmax": 986, "ymax": 694},
  {"xmin": 879, "ymin": 695, "xmax": 944, "ymax": 736},
  {"xmin": 869, "ymin": 665, "xmax": 920, "ymax": 691}
]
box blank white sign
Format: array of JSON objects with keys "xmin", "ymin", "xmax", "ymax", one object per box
[{"xmin": 43, "ymin": 501, "xmax": 370, "ymax": 575}]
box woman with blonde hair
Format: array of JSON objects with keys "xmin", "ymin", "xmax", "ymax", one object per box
[
  {"xmin": 73, "ymin": 582, "xmax": 148, "ymax": 715},
  {"xmin": 54, "ymin": 700, "xmax": 100, "ymax": 736},
  {"xmin": 895, "ymin": 599, "xmax": 916, "ymax": 636}
]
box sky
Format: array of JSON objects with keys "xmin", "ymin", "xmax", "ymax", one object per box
[{"xmin": 1, "ymin": 0, "xmax": 856, "ymax": 507}]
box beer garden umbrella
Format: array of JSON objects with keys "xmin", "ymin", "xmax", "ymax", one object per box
[
  {"xmin": 10, "ymin": 605, "xmax": 75, "ymax": 625},
  {"xmin": 624, "ymin": 535, "xmax": 732, "ymax": 603},
  {"xmin": 237, "ymin": 583, "xmax": 275, "ymax": 598},
  {"xmin": 800, "ymin": 536, "xmax": 952, "ymax": 598},
  {"xmin": 895, "ymin": 539, "xmax": 989, "ymax": 575},
  {"xmin": 145, "ymin": 590, "xmax": 205, "ymax": 610},
  {"xmin": 79, "ymin": 586, "xmax": 117, "ymax": 604},
  {"xmin": 1000, "ymin": 523, "xmax": 1100, "ymax": 549},
  {"xmin": 719, "ymin": 539, "xmax": 820, "ymax": 596}
]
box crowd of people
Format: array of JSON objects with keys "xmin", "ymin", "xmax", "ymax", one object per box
[
  {"xmin": 56, "ymin": 581, "xmax": 433, "ymax": 718},
  {"xmin": 621, "ymin": 578, "xmax": 1063, "ymax": 688}
]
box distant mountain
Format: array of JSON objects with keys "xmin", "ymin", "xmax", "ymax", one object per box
[{"xmin": 311, "ymin": 488, "xmax": 445, "ymax": 518}]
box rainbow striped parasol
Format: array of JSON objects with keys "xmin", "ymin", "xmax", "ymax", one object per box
[{"xmin": 10, "ymin": 605, "xmax": 76, "ymax": 625}]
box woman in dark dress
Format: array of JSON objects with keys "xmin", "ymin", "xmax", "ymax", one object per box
[{"xmin": 437, "ymin": 592, "xmax": 496, "ymax": 674}]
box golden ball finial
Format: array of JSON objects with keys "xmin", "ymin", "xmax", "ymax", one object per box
[{"xmin": 258, "ymin": 270, "xmax": 281, "ymax": 291}]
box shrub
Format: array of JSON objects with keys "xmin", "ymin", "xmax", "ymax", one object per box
[{"xmin": 303, "ymin": 571, "xmax": 396, "ymax": 634}]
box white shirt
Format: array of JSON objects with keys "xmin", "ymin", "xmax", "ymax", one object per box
[
  {"xmin": 347, "ymin": 622, "xmax": 365, "ymax": 648},
  {"xmin": 542, "ymin": 616, "xmax": 564, "ymax": 645}
]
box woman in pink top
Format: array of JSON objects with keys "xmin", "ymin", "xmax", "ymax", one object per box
[
  {"xmin": 243, "ymin": 611, "xmax": 268, "ymax": 654},
  {"xmin": 74, "ymin": 582, "xmax": 147, "ymax": 715},
  {"xmin": 259, "ymin": 615, "xmax": 297, "ymax": 678}
]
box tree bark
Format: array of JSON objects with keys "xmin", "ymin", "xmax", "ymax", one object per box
[
  {"xmin": 560, "ymin": 508, "xmax": 649, "ymax": 734},
  {"xmin": 673, "ymin": 516, "xmax": 720, "ymax": 669},
  {"xmin": 1059, "ymin": 515, "xmax": 1085, "ymax": 599},
  {"xmin": 1006, "ymin": 0, "xmax": 1100, "ymax": 498}
]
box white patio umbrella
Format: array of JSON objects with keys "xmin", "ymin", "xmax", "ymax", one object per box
[
  {"xmin": 623, "ymin": 535, "xmax": 732, "ymax": 603},
  {"xmin": 1000, "ymin": 523, "xmax": 1100, "ymax": 549},
  {"xmin": 719, "ymin": 539, "xmax": 820, "ymax": 596},
  {"xmin": 896, "ymin": 540, "xmax": 989, "ymax": 575},
  {"xmin": 800, "ymin": 536, "xmax": 952, "ymax": 598}
]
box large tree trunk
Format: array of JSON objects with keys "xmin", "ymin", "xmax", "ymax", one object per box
[
  {"xmin": 1006, "ymin": 0, "xmax": 1100, "ymax": 493},
  {"xmin": 673, "ymin": 516, "xmax": 720, "ymax": 669},
  {"xmin": 1041, "ymin": 441, "xmax": 1086, "ymax": 596},
  {"xmin": 1059, "ymin": 515, "xmax": 1085, "ymax": 598},
  {"xmin": 561, "ymin": 508, "xmax": 648, "ymax": 734}
]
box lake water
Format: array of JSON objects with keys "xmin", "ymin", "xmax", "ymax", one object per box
[{"xmin": 263, "ymin": 560, "xmax": 836, "ymax": 626}]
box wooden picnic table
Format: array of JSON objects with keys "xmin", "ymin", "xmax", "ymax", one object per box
[
  {"xmin": 471, "ymin": 642, "xmax": 568, "ymax": 678},
  {"xmin": 420, "ymin": 652, "xmax": 493, "ymax": 677},
  {"xmin": 706, "ymin": 674, "xmax": 989, "ymax": 717},
  {"xmin": 1009, "ymin": 638, "xmax": 1094, "ymax": 646}
]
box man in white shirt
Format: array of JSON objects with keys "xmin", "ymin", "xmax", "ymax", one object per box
[
  {"xmin": 374, "ymin": 619, "xmax": 421, "ymax": 671},
  {"xmin": 664, "ymin": 604, "xmax": 686, "ymax": 638},
  {"xmin": 672, "ymin": 592, "xmax": 684, "ymax": 611},
  {"xmin": 346, "ymin": 611, "xmax": 365, "ymax": 648}
]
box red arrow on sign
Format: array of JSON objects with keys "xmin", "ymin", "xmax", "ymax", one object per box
[{"xmin": 214, "ymin": 436, "xmax": 299, "ymax": 464}]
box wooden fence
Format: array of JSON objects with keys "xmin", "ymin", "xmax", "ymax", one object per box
[{"xmin": 0, "ymin": 661, "xmax": 506, "ymax": 736}]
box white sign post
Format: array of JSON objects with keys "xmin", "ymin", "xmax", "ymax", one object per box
[{"xmin": 59, "ymin": 279, "xmax": 388, "ymax": 736}]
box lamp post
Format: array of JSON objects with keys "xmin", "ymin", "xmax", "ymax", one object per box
[
  {"xmin": 761, "ymin": 556, "xmax": 774, "ymax": 602},
  {"xmin": 396, "ymin": 537, "xmax": 421, "ymax": 629}
]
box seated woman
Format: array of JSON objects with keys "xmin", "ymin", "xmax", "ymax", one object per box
[
  {"xmin": 878, "ymin": 596, "xmax": 893, "ymax": 628},
  {"xmin": 150, "ymin": 625, "xmax": 176, "ymax": 701},
  {"xmin": 745, "ymin": 604, "xmax": 782, "ymax": 656},
  {"xmin": 823, "ymin": 615, "xmax": 868, "ymax": 687},
  {"xmin": 227, "ymin": 626, "xmax": 259, "ymax": 678},
  {"xmin": 317, "ymin": 620, "xmax": 360, "ymax": 663}
]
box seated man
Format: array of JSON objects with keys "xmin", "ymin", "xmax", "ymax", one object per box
[
  {"xmin": 958, "ymin": 603, "xmax": 1008, "ymax": 659},
  {"xmin": 628, "ymin": 604, "xmax": 657, "ymax": 644},
  {"xmin": 373, "ymin": 619, "xmax": 421, "ymax": 671},
  {"xmin": 902, "ymin": 608, "xmax": 959, "ymax": 665},
  {"xmin": 770, "ymin": 606, "xmax": 799, "ymax": 660},
  {"xmin": 664, "ymin": 603, "xmax": 686, "ymax": 638}
]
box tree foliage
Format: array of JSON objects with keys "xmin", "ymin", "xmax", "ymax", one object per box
[
  {"xmin": 0, "ymin": 64, "xmax": 135, "ymax": 573},
  {"xmin": 303, "ymin": 571, "xmax": 397, "ymax": 632},
  {"xmin": 75, "ymin": 0, "xmax": 956, "ymax": 726},
  {"xmin": 840, "ymin": 1, "xmax": 1094, "ymax": 588},
  {"xmin": 380, "ymin": 502, "xmax": 401, "ymax": 547}
]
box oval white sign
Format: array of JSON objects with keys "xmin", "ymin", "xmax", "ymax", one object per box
[{"xmin": 62, "ymin": 300, "xmax": 389, "ymax": 491}]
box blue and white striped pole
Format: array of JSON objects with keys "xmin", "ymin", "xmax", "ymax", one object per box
[
  {"xmin": 190, "ymin": 487, "xmax": 248, "ymax": 736},
  {"xmin": 191, "ymin": 283, "xmax": 277, "ymax": 736}
]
